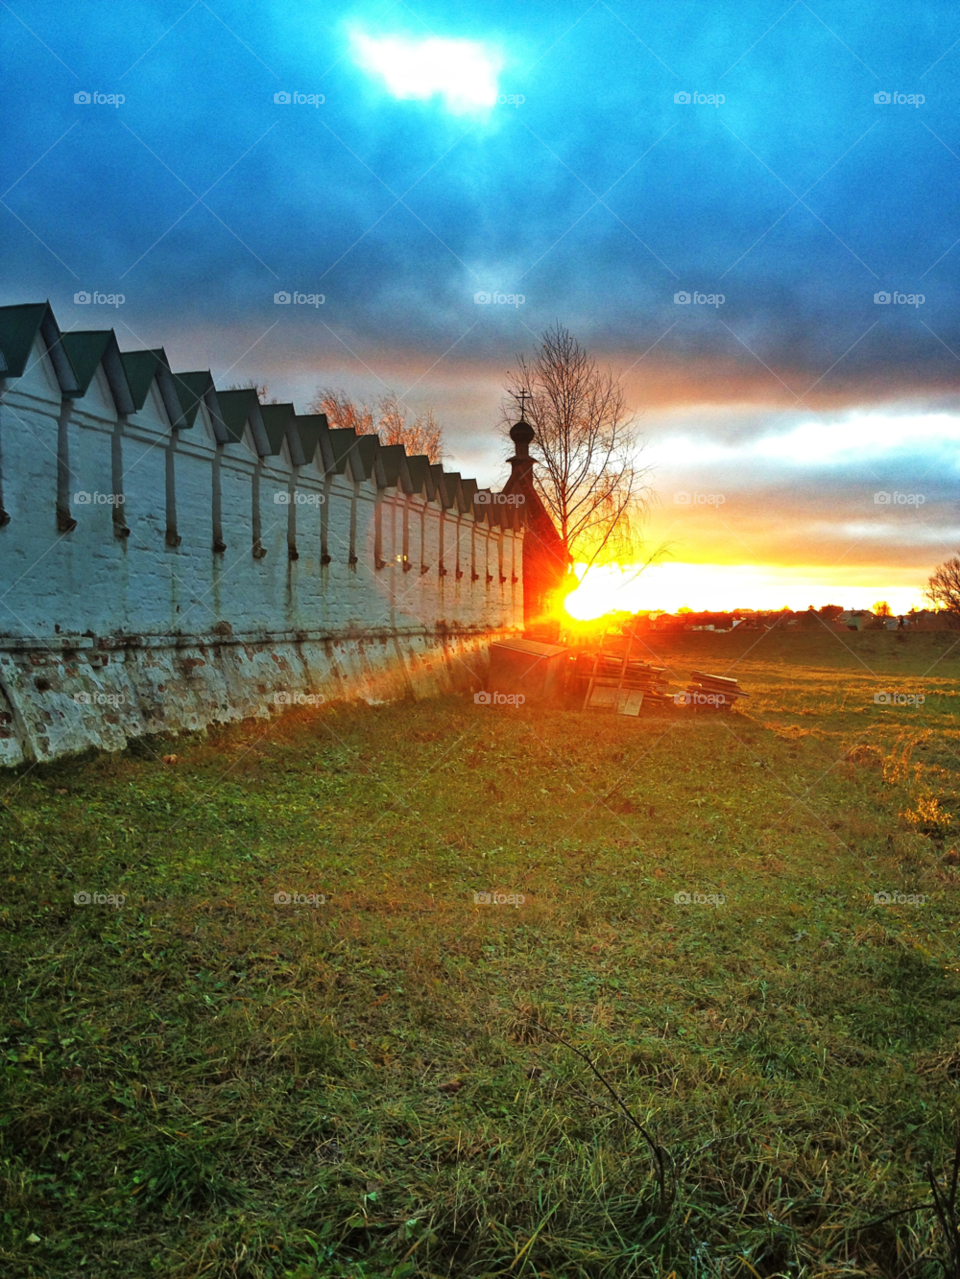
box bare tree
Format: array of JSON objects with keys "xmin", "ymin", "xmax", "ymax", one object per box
[
  {"xmin": 225, "ymin": 380, "xmax": 277, "ymax": 404},
  {"xmin": 502, "ymin": 324, "xmax": 653, "ymax": 567},
  {"xmin": 926, "ymin": 558, "xmax": 960, "ymax": 621},
  {"xmin": 309, "ymin": 387, "xmax": 444, "ymax": 463},
  {"xmin": 375, "ymin": 393, "xmax": 444, "ymax": 462},
  {"xmin": 311, "ymin": 388, "xmax": 375, "ymax": 434}
]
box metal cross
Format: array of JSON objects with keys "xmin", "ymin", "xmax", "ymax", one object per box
[{"xmin": 517, "ymin": 388, "xmax": 532, "ymax": 419}]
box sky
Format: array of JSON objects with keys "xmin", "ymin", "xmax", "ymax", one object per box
[{"xmin": 2, "ymin": 0, "xmax": 959, "ymax": 611}]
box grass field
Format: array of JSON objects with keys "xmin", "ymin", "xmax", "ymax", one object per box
[{"xmin": 3, "ymin": 628, "xmax": 960, "ymax": 1279}]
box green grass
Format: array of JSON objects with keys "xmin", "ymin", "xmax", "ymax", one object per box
[{"xmin": 3, "ymin": 629, "xmax": 960, "ymax": 1278}]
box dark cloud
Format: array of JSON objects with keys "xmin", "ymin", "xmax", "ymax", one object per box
[
  {"xmin": 3, "ymin": 0, "xmax": 960, "ymax": 387},
  {"xmin": 3, "ymin": 0, "xmax": 960, "ymax": 599}
]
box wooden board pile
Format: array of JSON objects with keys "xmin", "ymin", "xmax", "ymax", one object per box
[
  {"xmin": 679, "ymin": 670, "xmax": 749, "ymax": 711},
  {"xmin": 574, "ymin": 650, "xmax": 673, "ymax": 716}
]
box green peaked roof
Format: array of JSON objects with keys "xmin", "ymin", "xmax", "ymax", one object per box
[
  {"xmin": 119, "ymin": 350, "xmax": 165, "ymax": 410},
  {"xmin": 60, "ymin": 331, "xmax": 112, "ymax": 394},
  {"xmin": 119, "ymin": 347, "xmax": 186, "ymax": 427},
  {"xmin": 60, "ymin": 330, "xmax": 136, "ymax": 414},
  {"xmin": 212, "ymin": 389, "xmax": 258, "ymax": 444},
  {"xmin": 327, "ymin": 428, "xmax": 379, "ymax": 479},
  {"xmin": 0, "ymin": 303, "xmax": 48, "ymax": 378},
  {"xmin": 377, "ymin": 444, "xmax": 410, "ymax": 491},
  {"xmin": 0, "ymin": 301, "xmax": 79, "ymax": 392},
  {"xmin": 430, "ymin": 464, "xmax": 457, "ymax": 509},
  {"xmin": 441, "ymin": 471, "xmax": 470, "ymax": 514},
  {"xmin": 259, "ymin": 403, "xmax": 296, "ymax": 456},
  {"xmin": 405, "ymin": 454, "xmax": 435, "ymax": 499},
  {"xmin": 327, "ymin": 428, "xmax": 357, "ymax": 473},
  {"xmin": 355, "ymin": 434, "xmax": 380, "ymax": 479},
  {"xmin": 173, "ymin": 371, "xmax": 215, "ymax": 429},
  {"xmin": 294, "ymin": 413, "xmax": 329, "ymax": 468}
]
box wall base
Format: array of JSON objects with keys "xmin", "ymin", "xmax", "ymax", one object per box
[{"xmin": 0, "ymin": 627, "xmax": 516, "ymax": 767}]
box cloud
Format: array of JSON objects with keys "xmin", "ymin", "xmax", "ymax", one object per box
[
  {"xmin": 750, "ymin": 412, "xmax": 960, "ymax": 464},
  {"xmin": 648, "ymin": 410, "xmax": 960, "ymax": 470},
  {"xmin": 830, "ymin": 523, "xmax": 960, "ymax": 545}
]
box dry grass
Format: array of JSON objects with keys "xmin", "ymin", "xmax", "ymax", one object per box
[{"xmin": 2, "ymin": 629, "xmax": 960, "ymax": 1277}]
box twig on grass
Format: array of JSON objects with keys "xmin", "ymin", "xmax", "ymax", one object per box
[
  {"xmin": 531, "ymin": 1018, "xmax": 674, "ymax": 1215},
  {"xmin": 927, "ymin": 1123, "xmax": 960, "ymax": 1278},
  {"xmin": 845, "ymin": 1125, "xmax": 960, "ymax": 1277}
]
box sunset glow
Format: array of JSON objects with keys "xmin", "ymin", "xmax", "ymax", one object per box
[
  {"xmin": 563, "ymin": 561, "xmax": 927, "ymax": 621},
  {"xmin": 563, "ymin": 563, "xmax": 649, "ymax": 620}
]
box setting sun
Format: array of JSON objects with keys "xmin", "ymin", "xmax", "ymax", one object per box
[{"xmin": 563, "ymin": 563, "xmax": 649, "ymax": 620}]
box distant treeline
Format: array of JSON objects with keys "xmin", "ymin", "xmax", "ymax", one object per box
[{"xmin": 626, "ymin": 607, "xmax": 954, "ymax": 632}]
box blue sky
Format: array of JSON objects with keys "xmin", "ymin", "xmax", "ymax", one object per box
[{"xmin": 3, "ymin": 0, "xmax": 960, "ymax": 607}]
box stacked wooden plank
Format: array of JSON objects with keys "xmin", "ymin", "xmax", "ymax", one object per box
[
  {"xmin": 574, "ymin": 650, "xmax": 673, "ymax": 715},
  {"xmin": 679, "ymin": 670, "xmax": 749, "ymax": 711}
]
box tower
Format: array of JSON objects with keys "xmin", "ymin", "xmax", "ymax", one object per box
[{"xmin": 503, "ymin": 414, "xmax": 570, "ymax": 633}]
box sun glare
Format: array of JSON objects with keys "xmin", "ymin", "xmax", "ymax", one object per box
[
  {"xmin": 353, "ymin": 34, "xmax": 502, "ymax": 113},
  {"xmin": 563, "ymin": 564, "xmax": 649, "ymax": 621},
  {"xmin": 562, "ymin": 561, "xmax": 926, "ymax": 621}
]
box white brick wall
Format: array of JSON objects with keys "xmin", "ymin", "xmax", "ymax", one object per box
[
  {"xmin": 0, "ymin": 332, "xmax": 523, "ymax": 640},
  {"xmin": 0, "ymin": 323, "xmax": 525, "ymax": 763}
]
